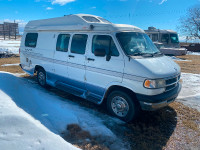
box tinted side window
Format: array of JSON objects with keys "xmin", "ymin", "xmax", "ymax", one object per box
[
  {"xmin": 71, "ymin": 34, "xmax": 88, "ymax": 54},
  {"xmin": 161, "ymin": 34, "xmax": 169, "ymax": 43},
  {"xmin": 92, "ymin": 35, "xmax": 119, "ymax": 56},
  {"xmin": 25, "ymin": 33, "xmax": 38, "ymax": 48},
  {"xmin": 56, "ymin": 34, "xmax": 70, "ymax": 52}
]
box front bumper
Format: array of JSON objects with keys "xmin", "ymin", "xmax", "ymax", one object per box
[{"xmin": 136, "ymin": 83, "xmax": 182, "ymax": 111}]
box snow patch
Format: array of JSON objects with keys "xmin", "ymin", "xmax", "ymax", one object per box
[
  {"xmin": 0, "ymin": 80, "xmax": 79, "ymax": 150},
  {"xmin": 177, "ymin": 73, "xmax": 200, "ymax": 111},
  {"xmin": 187, "ymin": 51, "xmax": 200, "ymax": 56},
  {"xmin": 1, "ymin": 63, "xmax": 19, "ymax": 67},
  {"xmin": 0, "ymin": 40, "xmax": 20, "ymax": 54},
  {"xmin": 0, "ymin": 71, "xmax": 125, "ymax": 149}
]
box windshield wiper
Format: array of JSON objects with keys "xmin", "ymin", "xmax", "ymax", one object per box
[
  {"xmin": 132, "ymin": 52, "xmax": 153, "ymax": 57},
  {"xmin": 132, "ymin": 52, "xmax": 143, "ymax": 56}
]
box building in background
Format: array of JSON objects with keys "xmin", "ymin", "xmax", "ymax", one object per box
[{"xmin": 0, "ymin": 22, "xmax": 19, "ymax": 40}]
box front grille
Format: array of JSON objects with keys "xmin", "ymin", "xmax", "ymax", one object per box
[
  {"xmin": 166, "ymin": 77, "xmax": 177, "ymax": 85},
  {"xmin": 165, "ymin": 74, "xmax": 180, "ymax": 91},
  {"xmin": 166, "ymin": 83, "xmax": 177, "ymax": 91}
]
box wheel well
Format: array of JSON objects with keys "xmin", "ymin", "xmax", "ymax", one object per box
[
  {"xmin": 34, "ymin": 65, "xmax": 45, "ymax": 73},
  {"xmin": 104, "ymin": 85, "xmax": 137, "ymax": 100}
]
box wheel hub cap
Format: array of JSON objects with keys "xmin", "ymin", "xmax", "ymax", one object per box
[
  {"xmin": 38, "ymin": 72, "xmax": 45, "ymax": 85},
  {"xmin": 111, "ymin": 96, "xmax": 129, "ymax": 117}
]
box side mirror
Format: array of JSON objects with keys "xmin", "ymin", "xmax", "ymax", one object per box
[{"xmin": 94, "ymin": 49, "xmax": 106, "ymax": 57}]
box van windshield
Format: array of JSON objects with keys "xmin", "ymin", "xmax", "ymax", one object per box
[
  {"xmin": 170, "ymin": 34, "xmax": 179, "ymax": 43},
  {"xmin": 116, "ymin": 32, "xmax": 160, "ymax": 56}
]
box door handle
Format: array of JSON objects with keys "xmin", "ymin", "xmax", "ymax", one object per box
[
  {"xmin": 87, "ymin": 58, "xmax": 95, "ymax": 61},
  {"xmin": 68, "ymin": 55, "xmax": 75, "ymax": 58}
]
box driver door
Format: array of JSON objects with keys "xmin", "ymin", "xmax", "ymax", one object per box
[{"xmin": 85, "ymin": 34, "xmax": 124, "ymax": 103}]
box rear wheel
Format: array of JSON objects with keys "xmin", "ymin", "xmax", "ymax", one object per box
[
  {"xmin": 107, "ymin": 90, "xmax": 139, "ymax": 122},
  {"xmin": 37, "ymin": 68, "xmax": 48, "ymax": 88}
]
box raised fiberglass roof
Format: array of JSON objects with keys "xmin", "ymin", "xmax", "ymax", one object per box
[{"xmin": 24, "ymin": 14, "xmax": 144, "ymax": 33}]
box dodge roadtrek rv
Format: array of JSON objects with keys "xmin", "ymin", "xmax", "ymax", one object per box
[{"xmin": 20, "ymin": 14, "xmax": 182, "ymax": 122}]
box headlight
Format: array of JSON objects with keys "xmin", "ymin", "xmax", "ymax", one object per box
[{"xmin": 144, "ymin": 79, "xmax": 166, "ymax": 89}]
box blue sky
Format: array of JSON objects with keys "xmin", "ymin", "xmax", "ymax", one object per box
[{"xmin": 0, "ymin": 0, "xmax": 199, "ymax": 36}]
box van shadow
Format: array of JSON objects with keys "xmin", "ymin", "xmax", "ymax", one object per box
[
  {"xmin": 1, "ymin": 73, "xmax": 177, "ymax": 150},
  {"xmin": 124, "ymin": 106, "xmax": 177, "ymax": 150}
]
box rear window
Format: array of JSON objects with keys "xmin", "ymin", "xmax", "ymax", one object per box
[
  {"xmin": 71, "ymin": 34, "xmax": 88, "ymax": 54},
  {"xmin": 25, "ymin": 33, "xmax": 38, "ymax": 48},
  {"xmin": 56, "ymin": 34, "xmax": 70, "ymax": 52}
]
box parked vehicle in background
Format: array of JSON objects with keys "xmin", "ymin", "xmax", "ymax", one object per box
[
  {"xmin": 20, "ymin": 14, "xmax": 182, "ymax": 122},
  {"xmin": 145, "ymin": 27, "xmax": 187, "ymax": 56},
  {"xmin": 181, "ymin": 43, "xmax": 200, "ymax": 52}
]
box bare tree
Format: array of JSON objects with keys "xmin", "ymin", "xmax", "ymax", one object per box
[{"xmin": 178, "ymin": 5, "xmax": 200, "ymax": 40}]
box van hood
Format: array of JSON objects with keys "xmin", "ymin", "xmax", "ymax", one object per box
[{"xmin": 129, "ymin": 56, "xmax": 180, "ymax": 79}]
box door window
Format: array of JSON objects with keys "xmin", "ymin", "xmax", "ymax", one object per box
[
  {"xmin": 92, "ymin": 35, "xmax": 119, "ymax": 56},
  {"xmin": 56, "ymin": 34, "xmax": 70, "ymax": 52},
  {"xmin": 71, "ymin": 34, "xmax": 88, "ymax": 54}
]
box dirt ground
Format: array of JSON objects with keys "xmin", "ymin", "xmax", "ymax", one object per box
[{"xmin": 0, "ymin": 54, "xmax": 200, "ymax": 150}]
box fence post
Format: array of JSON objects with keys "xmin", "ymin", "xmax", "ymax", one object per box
[
  {"xmin": 3, "ymin": 23, "xmax": 5, "ymax": 40},
  {"xmin": 14, "ymin": 20, "xmax": 17, "ymax": 40}
]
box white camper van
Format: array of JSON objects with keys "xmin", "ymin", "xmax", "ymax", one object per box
[{"xmin": 20, "ymin": 14, "xmax": 181, "ymax": 122}]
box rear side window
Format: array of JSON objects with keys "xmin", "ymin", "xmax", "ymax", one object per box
[
  {"xmin": 71, "ymin": 34, "xmax": 88, "ymax": 54},
  {"xmin": 56, "ymin": 34, "xmax": 70, "ymax": 52},
  {"xmin": 25, "ymin": 33, "xmax": 38, "ymax": 48},
  {"xmin": 82, "ymin": 16, "xmax": 100, "ymax": 23},
  {"xmin": 92, "ymin": 35, "xmax": 119, "ymax": 56}
]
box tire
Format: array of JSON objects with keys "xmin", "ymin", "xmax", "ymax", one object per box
[
  {"xmin": 107, "ymin": 90, "xmax": 140, "ymax": 122},
  {"xmin": 37, "ymin": 68, "xmax": 48, "ymax": 88}
]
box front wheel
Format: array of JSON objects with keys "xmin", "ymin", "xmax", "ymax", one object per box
[
  {"xmin": 107, "ymin": 91, "xmax": 140, "ymax": 122},
  {"xmin": 37, "ymin": 68, "xmax": 48, "ymax": 88}
]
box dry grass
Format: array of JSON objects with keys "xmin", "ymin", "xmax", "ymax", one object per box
[
  {"xmin": 124, "ymin": 102, "xmax": 200, "ymax": 150},
  {"xmin": 175, "ymin": 55, "xmax": 200, "ymax": 74},
  {"xmin": 62, "ymin": 124, "xmax": 109, "ymax": 150},
  {"xmin": 0, "ymin": 55, "xmax": 23, "ymax": 73}
]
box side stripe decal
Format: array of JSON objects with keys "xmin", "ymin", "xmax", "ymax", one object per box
[{"xmin": 22, "ymin": 51, "xmax": 145, "ymax": 81}]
